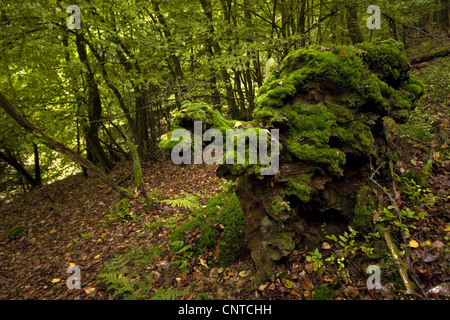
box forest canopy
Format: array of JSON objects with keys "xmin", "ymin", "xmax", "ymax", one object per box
[{"xmin": 1, "ymin": 0, "xmax": 448, "ymax": 199}]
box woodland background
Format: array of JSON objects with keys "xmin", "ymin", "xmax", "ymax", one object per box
[{"xmin": 0, "ymin": 0, "xmax": 449, "ymax": 300}]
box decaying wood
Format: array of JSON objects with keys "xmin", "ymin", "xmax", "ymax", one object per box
[{"xmin": 379, "ymin": 225, "xmax": 415, "ymax": 295}]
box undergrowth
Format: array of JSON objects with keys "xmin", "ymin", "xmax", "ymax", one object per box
[
  {"xmin": 98, "ymin": 245, "xmax": 159, "ymax": 300},
  {"xmin": 170, "ymin": 185, "xmax": 245, "ymax": 267}
]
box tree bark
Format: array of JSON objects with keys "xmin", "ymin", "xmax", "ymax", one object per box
[
  {"xmin": 440, "ymin": 0, "xmax": 449, "ymax": 29},
  {"xmin": 33, "ymin": 143, "xmax": 41, "ymax": 184},
  {"xmin": 298, "ymin": 0, "xmax": 307, "ymax": 46},
  {"xmin": 346, "ymin": 1, "xmax": 364, "ymax": 44},
  {"xmin": 75, "ymin": 33, "xmax": 114, "ymax": 172},
  {"xmin": 199, "ymin": 0, "xmax": 238, "ymax": 117}
]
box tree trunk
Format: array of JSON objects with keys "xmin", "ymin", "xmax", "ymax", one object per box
[
  {"xmin": 199, "ymin": 0, "xmax": 238, "ymax": 117},
  {"xmin": 0, "ymin": 148, "xmax": 39, "ymax": 188},
  {"xmin": 298, "ymin": 0, "xmax": 307, "ymax": 46},
  {"xmin": 440, "ymin": 0, "xmax": 449, "ymax": 29},
  {"xmin": 33, "ymin": 143, "xmax": 41, "ymax": 184},
  {"xmin": 75, "ymin": 33, "xmax": 114, "ymax": 172},
  {"xmin": 346, "ymin": 1, "xmax": 364, "ymax": 44}
]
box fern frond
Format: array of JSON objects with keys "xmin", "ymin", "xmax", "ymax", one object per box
[{"xmin": 161, "ymin": 192, "xmax": 200, "ymax": 210}]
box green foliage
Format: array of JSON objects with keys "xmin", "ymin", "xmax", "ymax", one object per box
[
  {"xmin": 7, "ymin": 225, "xmax": 28, "ymax": 239},
  {"xmin": 351, "ymin": 184, "xmax": 377, "ymax": 233},
  {"xmin": 312, "ymin": 285, "xmax": 336, "ymax": 300},
  {"xmin": 169, "ymin": 240, "xmax": 194, "ymax": 273},
  {"xmin": 150, "ymin": 286, "xmax": 187, "ymax": 300},
  {"xmin": 98, "ymin": 245, "xmax": 160, "ymax": 300},
  {"xmin": 103, "ymin": 198, "xmax": 137, "ymax": 226},
  {"xmin": 160, "ymin": 192, "xmax": 201, "ymax": 211},
  {"xmin": 306, "ymin": 248, "xmax": 326, "ymax": 274},
  {"xmin": 408, "ymin": 56, "xmax": 449, "ymax": 158},
  {"xmin": 402, "ymin": 177, "xmax": 436, "ymax": 207},
  {"xmin": 356, "ymin": 39, "xmax": 410, "ymax": 87},
  {"xmin": 170, "ymin": 189, "xmax": 245, "ymax": 266},
  {"xmin": 379, "ymin": 204, "xmax": 428, "ymax": 238}
]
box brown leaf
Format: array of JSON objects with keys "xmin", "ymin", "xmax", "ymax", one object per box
[
  {"xmin": 214, "ymin": 246, "xmax": 220, "ymax": 262},
  {"xmin": 344, "ymin": 286, "xmax": 359, "ymax": 299},
  {"xmin": 321, "ymin": 242, "xmax": 331, "ymax": 250},
  {"xmin": 258, "ymin": 283, "xmax": 268, "ymax": 291},
  {"xmin": 304, "ymin": 263, "xmax": 314, "ymax": 274},
  {"xmin": 431, "ymin": 240, "xmax": 444, "ymax": 249},
  {"xmin": 300, "ymin": 276, "xmax": 313, "ymax": 291}
]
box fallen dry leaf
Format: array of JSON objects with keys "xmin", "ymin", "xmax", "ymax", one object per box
[
  {"xmin": 304, "ymin": 263, "xmax": 314, "ymax": 274},
  {"xmin": 322, "ymin": 242, "xmax": 331, "ymax": 249},
  {"xmin": 344, "ymin": 286, "xmax": 359, "ymax": 299},
  {"xmin": 199, "ymin": 257, "xmax": 209, "ymax": 268},
  {"xmin": 300, "ymin": 276, "xmax": 313, "ymax": 291},
  {"xmin": 258, "ymin": 283, "xmax": 268, "ymax": 291},
  {"xmin": 239, "ymin": 270, "xmax": 251, "ymax": 278},
  {"xmin": 285, "ymin": 279, "xmax": 294, "ymax": 289},
  {"xmin": 409, "ymin": 240, "xmax": 419, "ymax": 248},
  {"xmin": 431, "ymin": 240, "xmax": 444, "ymax": 249}
]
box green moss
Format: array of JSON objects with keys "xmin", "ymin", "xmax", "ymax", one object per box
[
  {"xmin": 104, "ymin": 198, "xmax": 135, "ymax": 225},
  {"xmin": 285, "ymin": 174, "xmax": 312, "ymax": 202},
  {"xmin": 312, "ymin": 285, "xmax": 336, "ymax": 300},
  {"xmin": 356, "ymin": 38, "xmax": 410, "ymax": 86},
  {"xmin": 279, "ymin": 232, "xmax": 295, "ymax": 253},
  {"xmin": 351, "ymin": 184, "xmax": 376, "ymax": 233},
  {"xmin": 285, "ymin": 139, "xmax": 345, "ymax": 175},
  {"xmin": 129, "ymin": 142, "xmax": 143, "ymax": 188},
  {"xmin": 270, "ymin": 196, "xmax": 291, "ymax": 218},
  {"xmin": 170, "ymin": 190, "xmax": 245, "ymax": 266},
  {"xmin": 265, "ymin": 232, "xmax": 295, "ymax": 261}
]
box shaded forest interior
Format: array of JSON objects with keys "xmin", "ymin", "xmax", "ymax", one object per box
[{"xmin": 0, "ymin": 0, "xmax": 449, "ymax": 300}]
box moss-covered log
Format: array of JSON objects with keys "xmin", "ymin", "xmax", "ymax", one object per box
[{"xmin": 160, "ymin": 39, "xmax": 425, "ymax": 280}]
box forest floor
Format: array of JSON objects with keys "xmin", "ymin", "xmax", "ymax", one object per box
[{"xmin": 0, "ymin": 54, "xmax": 449, "ymax": 301}]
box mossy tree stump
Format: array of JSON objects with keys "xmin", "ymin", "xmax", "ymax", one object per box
[{"xmin": 160, "ymin": 39, "xmax": 425, "ymax": 280}]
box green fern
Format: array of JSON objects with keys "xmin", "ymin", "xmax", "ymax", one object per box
[
  {"xmin": 161, "ymin": 192, "xmax": 201, "ymax": 210},
  {"xmin": 150, "ymin": 286, "xmax": 187, "ymax": 300},
  {"xmin": 98, "ymin": 245, "xmax": 159, "ymax": 299}
]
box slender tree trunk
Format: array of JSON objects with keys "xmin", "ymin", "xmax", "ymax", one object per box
[
  {"xmin": 440, "ymin": 0, "xmax": 449, "ymax": 29},
  {"xmin": 33, "ymin": 143, "xmax": 41, "ymax": 184},
  {"xmin": 0, "ymin": 148, "xmax": 39, "ymax": 188},
  {"xmin": 0, "ymin": 91, "xmax": 126, "ymax": 196},
  {"xmin": 199, "ymin": 0, "xmax": 238, "ymax": 117},
  {"xmin": 346, "ymin": 1, "xmax": 364, "ymax": 44},
  {"xmin": 75, "ymin": 33, "xmax": 114, "ymax": 172},
  {"xmin": 298, "ymin": 0, "xmax": 307, "ymax": 46},
  {"xmin": 234, "ymin": 69, "xmax": 246, "ymax": 113}
]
